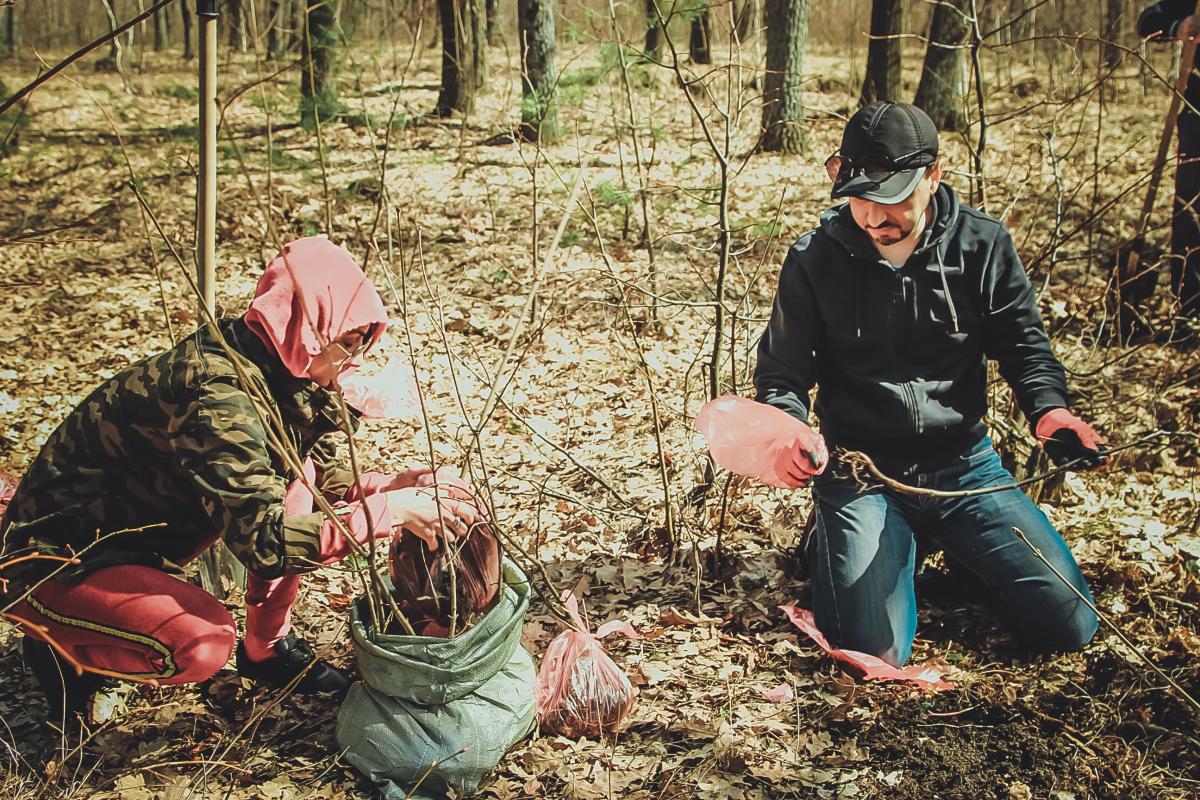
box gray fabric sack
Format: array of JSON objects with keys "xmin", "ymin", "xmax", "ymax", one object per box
[{"xmin": 335, "ymin": 560, "xmax": 536, "ymax": 799}]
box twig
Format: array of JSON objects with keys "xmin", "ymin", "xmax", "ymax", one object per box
[{"xmin": 1012, "ymin": 526, "xmax": 1200, "ymax": 718}]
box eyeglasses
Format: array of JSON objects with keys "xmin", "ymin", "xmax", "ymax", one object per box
[
  {"xmin": 824, "ymin": 149, "xmax": 934, "ymax": 184},
  {"xmin": 326, "ymin": 336, "xmax": 371, "ymax": 364}
]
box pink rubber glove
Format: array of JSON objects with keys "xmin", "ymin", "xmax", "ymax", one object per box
[{"xmin": 772, "ymin": 424, "xmax": 829, "ymax": 488}]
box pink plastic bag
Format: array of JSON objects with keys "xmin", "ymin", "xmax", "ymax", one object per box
[
  {"xmin": 0, "ymin": 472, "xmax": 17, "ymax": 519},
  {"xmin": 694, "ymin": 395, "xmax": 825, "ymax": 488},
  {"xmin": 534, "ymin": 591, "xmax": 639, "ymax": 738},
  {"xmin": 340, "ymin": 355, "xmax": 421, "ymax": 421},
  {"xmin": 781, "ymin": 604, "xmax": 953, "ymax": 691}
]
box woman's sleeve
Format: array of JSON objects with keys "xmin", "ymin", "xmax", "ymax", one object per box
[{"xmin": 169, "ymin": 377, "xmax": 392, "ymax": 578}]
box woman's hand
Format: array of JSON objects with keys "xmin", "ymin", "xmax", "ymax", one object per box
[
  {"xmin": 384, "ymin": 487, "xmax": 478, "ymax": 550},
  {"xmin": 377, "ymin": 465, "xmax": 471, "ymax": 493}
]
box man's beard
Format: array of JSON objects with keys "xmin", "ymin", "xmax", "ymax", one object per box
[{"xmin": 867, "ymin": 223, "xmax": 912, "ymax": 246}]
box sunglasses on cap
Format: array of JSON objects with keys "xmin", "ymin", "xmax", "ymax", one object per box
[{"xmin": 824, "ymin": 148, "xmax": 935, "ymax": 185}]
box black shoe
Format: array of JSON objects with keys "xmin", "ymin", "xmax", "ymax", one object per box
[
  {"xmin": 22, "ymin": 636, "xmax": 106, "ymax": 725},
  {"xmin": 235, "ymin": 632, "xmax": 350, "ymax": 696}
]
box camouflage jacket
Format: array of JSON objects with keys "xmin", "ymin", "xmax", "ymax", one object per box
[{"xmin": 1, "ymin": 317, "xmax": 388, "ymax": 602}]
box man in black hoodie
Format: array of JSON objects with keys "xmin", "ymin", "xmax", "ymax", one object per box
[
  {"xmin": 755, "ymin": 102, "xmax": 1107, "ymax": 667},
  {"xmin": 1138, "ymin": 2, "xmax": 1200, "ymax": 331}
]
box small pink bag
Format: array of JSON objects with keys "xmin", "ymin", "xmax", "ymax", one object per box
[{"xmin": 534, "ymin": 592, "xmax": 638, "ymax": 738}]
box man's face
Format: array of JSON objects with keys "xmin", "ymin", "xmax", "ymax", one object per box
[{"xmin": 848, "ymin": 161, "xmax": 942, "ymax": 246}]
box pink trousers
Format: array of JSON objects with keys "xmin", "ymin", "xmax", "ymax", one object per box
[{"xmin": 7, "ymin": 462, "xmax": 335, "ymax": 684}]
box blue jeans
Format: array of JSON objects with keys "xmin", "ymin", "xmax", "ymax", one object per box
[{"xmin": 808, "ymin": 438, "xmax": 1098, "ymax": 667}]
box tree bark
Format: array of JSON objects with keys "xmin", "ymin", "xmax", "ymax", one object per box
[
  {"xmin": 760, "ymin": 0, "xmax": 810, "ymax": 154},
  {"xmin": 914, "ymin": 0, "xmax": 968, "ymax": 131},
  {"xmin": 644, "ymin": 0, "xmax": 662, "ymax": 61},
  {"xmin": 267, "ymin": 0, "xmax": 283, "ymax": 58},
  {"xmin": 690, "ymin": 9, "xmax": 712, "ymax": 64},
  {"xmin": 226, "ymin": 0, "xmax": 247, "ymax": 53},
  {"xmin": 153, "ymin": 8, "xmax": 168, "ymax": 51},
  {"xmin": 4, "ymin": 4, "xmax": 15, "ymax": 57},
  {"xmin": 860, "ymin": 0, "xmax": 902, "ymax": 105},
  {"xmin": 486, "ymin": 0, "xmax": 500, "ymax": 46},
  {"xmin": 434, "ymin": 0, "xmax": 487, "ymax": 116},
  {"xmin": 519, "ymin": 0, "xmax": 558, "ymax": 142},
  {"xmin": 734, "ymin": 0, "xmax": 758, "ymax": 45},
  {"xmin": 301, "ymin": 0, "xmax": 340, "ymax": 126},
  {"xmin": 1103, "ymin": 0, "xmax": 1123, "ymax": 70},
  {"xmin": 181, "ymin": 0, "xmax": 194, "ymax": 60}
]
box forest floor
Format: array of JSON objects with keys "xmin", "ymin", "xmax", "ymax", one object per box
[{"xmin": 0, "ymin": 34, "xmax": 1198, "ymax": 800}]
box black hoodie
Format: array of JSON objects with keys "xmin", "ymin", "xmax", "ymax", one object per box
[{"xmin": 754, "ymin": 184, "xmax": 1068, "ymax": 473}]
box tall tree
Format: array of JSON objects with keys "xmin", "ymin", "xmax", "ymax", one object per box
[
  {"xmin": 913, "ymin": 0, "xmax": 968, "ymax": 131},
  {"xmin": 434, "ymin": 0, "xmax": 487, "ymax": 116},
  {"xmin": 486, "ymin": 0, "xmax": 500, "ymax": 46},
  {"xmin": 1103, "ymin": 0, "xmax": 1123, "ymax": 70},
  {"xmin": 267, "ymin": 0, "xmax": 283, "ymax": 58},
  {"xmin": 300, "ymin": 0, "xmax": 341, "ymax": 126},
  {"xmin": 4, "ymin": 4, "xmax": 15, "ymax": 57},
  {"xmin": 518, "ymin": 0, "xmax": 557, "ymax": 142},
  {"xmin": 181, "ymin": 0, "xmax": 195, "ymax": 60},
  {"xmin": 153, "ymin": 7, "xmax": 168, "ymax": 51},
  {"xmin": 760, "ymin": 0, "xmax": 810, "ymax": 154},
  {"xmin": 734, "ymin": 0, "xmax": 758, "ymax": 45},
  {"xmin": 226, "ymin": 0, "xmax": 247, "ymax": 53},
  {"xmin": 644, "ymin": 0, "xmax": 662, "ymax": 61},
  {"xmin": 690, "ymin": 9, "xmax": 712, "ymax": 64},
  {"xmin": 860, "ymin": 0, "xmax": 902, "ymax": 105}
]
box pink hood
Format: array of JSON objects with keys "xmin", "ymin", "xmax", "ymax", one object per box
[{"xmin": 243, "ymin": 238, "xmax": 388, "ymax": 380}]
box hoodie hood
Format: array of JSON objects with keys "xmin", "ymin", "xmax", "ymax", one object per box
[{"xmin": 243, "ymin": 237, "xmax": 388, "ymax": 381}]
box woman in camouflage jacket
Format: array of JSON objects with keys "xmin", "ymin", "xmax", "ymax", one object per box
[{"xmin": 0, "ymin": 238, "xmax": 478, "ymax": 724}]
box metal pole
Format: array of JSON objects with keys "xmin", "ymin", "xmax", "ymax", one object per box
[
  {"xmin": 197, "ymin": 0, "xmax": 217, "ymax": 316},
  {"xmin": 195, "ymin": 0, "xmax": 248, "ymax": 599}
]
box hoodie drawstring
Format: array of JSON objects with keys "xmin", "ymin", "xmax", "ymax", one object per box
[{"xmin": 936, "ymin": 246, "xmax": 960, "ymax": 333}]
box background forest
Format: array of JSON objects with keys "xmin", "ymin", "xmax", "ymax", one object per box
[{"xmin": 1, "ymin": 0, "xmax": 1198, "ymax": 798}]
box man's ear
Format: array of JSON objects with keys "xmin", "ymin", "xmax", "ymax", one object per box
[{"xmin": 928, "ymin": 159, "xmax": 943, "ymax": 188}]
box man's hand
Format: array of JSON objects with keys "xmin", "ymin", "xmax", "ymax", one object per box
[
  {"xmin": 1178, "ymin": 15, "xmax": 1200, "ymax": 41},
  {"xmin": 773, "ymin": 424, "xmax": 829, "ymax": 488},
  {"xmin": 1035, "ymin": 408, "xmax": 1108, "ymax": 469},
  {"xmin": 384, "ymin": 487, "xmax": 478, "ymax": 550}
]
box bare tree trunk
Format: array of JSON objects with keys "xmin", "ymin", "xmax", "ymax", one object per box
[
  {"xmin": 267, "ymin": 0, "xmax": 283, "ymax": 57},
  {"xmin": 690, "ymin": 9, "xmax": 712, "ymax": 64},
  {"xmin": 486, "ymin": 0, "xmax": 500, "ymax": 46},
  {"xmin": 226, "ymin": 0, "xmax": 247, "ymax": 52},
  {"xmin": 301, "ymin": 0, "xmax": 341, "ymax": 126},
  {"xmin": 860, "ymin": 0, "xmax": 902, "ymax": 105},
  {"xmin": 153, "ymin": 7, "xmax": 168, "ymax": 51},
  {"xmin": 1103, "ymin": 0, "xmax": 1123, "ymax": 70},
  {"xmin": 4, "ymin": 4, "xmax": 15, "ymax": 57},
  {"xmin": 519, "ymin": 0, "xmax": 557, "ymax": 142},
  {"xmin": 644, "ymin": 0, "xmax": 662, "ymax": 61},
  {"xmin": 735, "ymin": 0, "xmax": 758, "ymax": 44},
  {"xmin": 760, "ymin": 0, "xmax": 809, "ymax": 154},
  {"xmin": 181, "ymin": 0, "xmax": 195, "ymax": 59},
  {"xmin": 434, "ymin": 0, "xmax": 487, "ymax": 116},
  {"xmin": 914, "ymin": 0, "xmax": 967, "ymax": 131}
]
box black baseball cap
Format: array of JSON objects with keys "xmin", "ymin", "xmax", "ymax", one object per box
[{"xmin": 829, "ymin": 101, "xmax": 939, "ymax": 204}]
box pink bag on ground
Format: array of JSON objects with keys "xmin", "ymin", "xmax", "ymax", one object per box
[
  {"xmin": 781, "ymin": 604, "xmax": 953, "ymax": 691},
  {"xmin": 534, "ymin": 591, "xmax": 638, "ymax": 738},
  {"xmin": 694, "ymin": 395, "xmax": 826, "ymax": 488}
]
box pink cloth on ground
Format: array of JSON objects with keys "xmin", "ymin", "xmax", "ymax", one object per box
[
  {"xmin": 780, "ymin": 604, "xmax": 954, "ymax": 691},
  {"xmin": 243, "ymin": 237, "xmax": 388, "ymax": 380}
]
